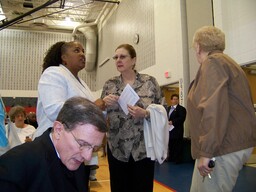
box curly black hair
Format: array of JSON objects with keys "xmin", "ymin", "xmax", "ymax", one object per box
[{"xmin": 42, "ymin": 41, "xmax": 66, "ymax": 73}]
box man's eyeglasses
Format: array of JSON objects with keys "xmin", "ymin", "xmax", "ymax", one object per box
[
  {"xmin": 112, "ymin": 54, "xmax": 130, "ymax": 60},
  {"xmin": 62, "ymin": 123, "xmax": 102, "ymax": 152}
]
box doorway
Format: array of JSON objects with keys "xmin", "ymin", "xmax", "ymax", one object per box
[{"xmin": 161, "ymin": 82, "xmax": 179, "ymax": 107}]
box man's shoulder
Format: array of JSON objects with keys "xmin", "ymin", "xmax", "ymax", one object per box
[{"xmin": 177, "ymin": 104, "xmax": 186, "ymax": 111}]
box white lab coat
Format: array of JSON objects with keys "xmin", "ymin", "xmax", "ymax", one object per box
[{"xmin": 34, "ymin": 65, "xmax": 95, "ymax": 138}]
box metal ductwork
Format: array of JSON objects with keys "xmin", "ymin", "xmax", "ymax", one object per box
[
  {"xmin": 78, "ymin": 26, "xmax": 97, "ymax": 72},
  {"xmin": 72, "ymin": 3, "xmax": 110, "ymax": 72}
]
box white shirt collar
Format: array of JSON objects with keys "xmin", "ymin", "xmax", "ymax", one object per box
[{"xmin": 50, "ymin": 132, "xmax": 60, "ymax": 158}]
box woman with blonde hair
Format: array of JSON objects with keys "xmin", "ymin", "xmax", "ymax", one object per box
[{"xmin": 188, "ymin": 26, "xmax": 256, "ymax": 192}]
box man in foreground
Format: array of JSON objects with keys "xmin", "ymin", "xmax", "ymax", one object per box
[{"xmin": 0, "ymin": 96, "xmax": 107, "ymax": 192}]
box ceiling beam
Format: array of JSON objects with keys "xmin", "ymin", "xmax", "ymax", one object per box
[{"xmin": 0, "ymin": 0, "xmax": 58, "ymax": 30}]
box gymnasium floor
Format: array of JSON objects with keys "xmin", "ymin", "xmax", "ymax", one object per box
[
  {"xmin": 155, "ymin": 160, "xmax": 256, "ymax": 192},
  {"xmin": 90, "ymin": 152, "xmax": 256, "ymax": 192}
]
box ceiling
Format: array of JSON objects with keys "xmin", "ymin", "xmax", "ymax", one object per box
[
  {"xmin": 0, "ymin": 0, "xmax": 120, "ymax": 31},
  {"xmin": 1, "ymin": 0, "xmax": 256, "ymax": 71}
]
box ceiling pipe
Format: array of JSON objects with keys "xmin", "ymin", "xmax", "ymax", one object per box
[
  {"xmin": 17, "ymin": 1, "xmax": 91, "ymax": 25},
  {"xmin": 0, "ymin": 0, "xmax": 58, "ymax": 30},
  {"xmin": 60, "ymin": 0, "xmax": 66, "ymax": 9},
  {"xmin": 72, "ymin": 1, "xmax": 108, "ymax": 35},
  {"xmin": 95, "ymin": 0, "xmax": 120, "ymax": 3},
  {"xmin": 72, "ymin": 3, "xmax": 109, "ymax": 72},
  {"xmin": 78, "ymin": 27, "xmax": 97, "ymax": 72}
]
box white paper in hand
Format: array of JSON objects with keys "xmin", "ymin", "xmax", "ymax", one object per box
[
  {"xmin": 118, "ymin": 84, "xmax": 140, "ymax": 115},
  {"xmin": 169, "ymin": 125, "xmax": 174, "ymax": 131}
]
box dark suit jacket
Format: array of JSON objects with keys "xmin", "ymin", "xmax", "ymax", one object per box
[
  {"xmin": 0, "ymin": 128, "xmax": 89, "ymax": 192},
  {"xmin": 167, "ymin": 104, "xmax": 187, "ymax": 139}
]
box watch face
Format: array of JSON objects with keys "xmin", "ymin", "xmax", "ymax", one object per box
[{"xmin": 133, "ymin": 34, "xmax": 139, "ymax": 44}]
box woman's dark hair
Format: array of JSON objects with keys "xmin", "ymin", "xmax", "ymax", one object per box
[
  {"xmin": 42, "ymin": 41, "xmax": 66, "ymax": 72},
  {"xmin": 42, "ymin": 41, "xmax": 82, "ymax": 72}
]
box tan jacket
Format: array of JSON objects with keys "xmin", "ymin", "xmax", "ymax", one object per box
[{"xmin": 187, "ymin": 51, "xmax": 256, "ymax": 159}]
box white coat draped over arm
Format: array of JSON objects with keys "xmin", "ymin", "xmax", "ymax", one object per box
[{"xmin": 143, "ymin": 104, "xmax": 169, "ymax": 164}]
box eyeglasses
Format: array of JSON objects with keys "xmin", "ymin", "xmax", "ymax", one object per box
[
  {"xmin": 112, "ymin": 54, "xmax": 130, "ymax": 60},
  {"xmin": 62, "ymin": 123, "xmax": 102, "ymax": 152},
  {"xmin": 70, "ymin": 131, "xmax": 102, "ymax": 152}
]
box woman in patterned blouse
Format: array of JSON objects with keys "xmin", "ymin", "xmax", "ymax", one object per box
[{"xmin": 101, "ymin": 44, "xmax": 165, "ymax": 192}]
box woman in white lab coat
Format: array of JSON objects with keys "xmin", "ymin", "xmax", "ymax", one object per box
[
  {"xmin": 35, "ymin": 41, "xmax": 95, "ymax": 137},
  {"xmin": 35, "ymin": 41, "xmax": 102, "ymax": 187}
]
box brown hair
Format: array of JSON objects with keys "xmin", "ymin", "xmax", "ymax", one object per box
[
  {"xmin": 8, "ymin": 105, "xmax": 26, "ymax": 122},
  {"xmin": 115, "ymin": 44, "xmax": 137, "ymax": 69},
  {"xmin": 115, "ymin": 44, "xmax": 136, "ymax": 58},
  {"xmin": 171, "ymin": 94, "xmax": 179, "ymax": 100}
]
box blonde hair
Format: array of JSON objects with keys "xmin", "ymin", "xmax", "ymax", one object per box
[{"xmin": 193, "ymin": 26, "xmax": 225, "ymax": 52}]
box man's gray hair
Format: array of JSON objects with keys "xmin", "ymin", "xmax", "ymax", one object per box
[{"xmin": 56, "ymin": 97, "xmax": 107, "ymax": 133}]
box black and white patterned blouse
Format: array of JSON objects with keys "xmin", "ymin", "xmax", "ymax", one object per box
[{"xmin": 101, "ymin": 71, "xmax": 165, "ymax": 162}]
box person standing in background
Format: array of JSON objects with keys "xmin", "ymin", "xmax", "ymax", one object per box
[
  {"xmin": 0, "ymin": 96, "xmax": 8, "ymax": 155},
  {"xmin": 34, "ymin": 41, "xmax": 103, "ymax": 185},
  {"xmin": 167, "ymin": 94, "xmax": 186, "ymax": 164},
  {"xmin": 26, "ymin": 112, "xmax": 38, "ymax": 128},
  {"xmin": 101, "ymin": 44, "xmax": 166, "ymax": 192},
  {"xmin": 7, "ymin": 105, "xmax": 36, "ymax": 143},
  {"xmin": 188, "ymin": 26, "xmax": 256, "ymax": 192}
]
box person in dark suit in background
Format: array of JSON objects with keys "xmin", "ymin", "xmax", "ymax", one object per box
[
  {"xmin": 167, "ymin": 94, "xmax": 186, "ymax": 164},
  {"xmin": 26, "ymin": 112, "xmax": 38, "ymax": 129},
  {"xmin": 0, "ymin": 97, "xmax": 107, "ymax": 192}
]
